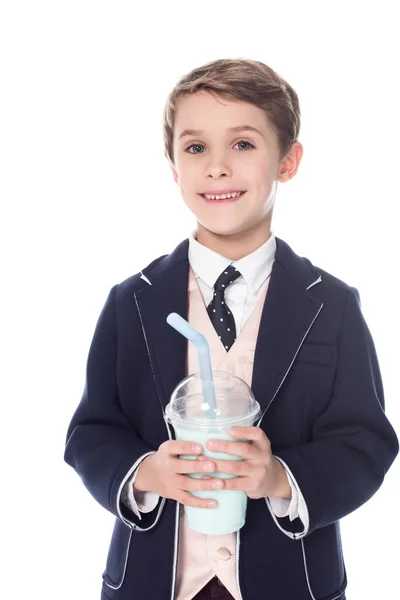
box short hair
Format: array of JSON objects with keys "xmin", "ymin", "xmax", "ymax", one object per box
[{"xmin": 163, "ymin": 57, "xmax": 301, "ymax": 167}]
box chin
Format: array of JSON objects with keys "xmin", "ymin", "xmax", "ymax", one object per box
[{"xmin": 199, "ymin": 221, "xmax": 247, "ymax": 237}]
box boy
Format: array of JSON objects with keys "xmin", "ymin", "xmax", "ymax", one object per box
[{"xmin": 64, "ymin": 58, "xmax": 399, "ymax": 600}]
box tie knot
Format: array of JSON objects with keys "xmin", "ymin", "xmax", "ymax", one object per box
[{"xmin": 214, "ymin": 264, "xmax": 241, "ymax": 292}]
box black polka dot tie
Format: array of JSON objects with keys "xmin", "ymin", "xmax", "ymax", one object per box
[{"xmin": 207, "ymin": 265, "xmax": 242, "ymax": 351}]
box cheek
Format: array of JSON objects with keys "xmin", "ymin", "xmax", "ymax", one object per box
[
  {"xmin": 252, "ymin": 156, "xmax": 274, "ymax": 179},
  {"xmin": 179, "ymin": 166, "xmax": 200, "ymax": 189},
  {"xmin": 178, "ymin": 174, "xmax": 197, "ymax": 196}
]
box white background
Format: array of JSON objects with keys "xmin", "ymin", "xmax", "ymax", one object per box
[{"xmin": 1, "ymin": 1, "xmax": 399, "ymax": 598}]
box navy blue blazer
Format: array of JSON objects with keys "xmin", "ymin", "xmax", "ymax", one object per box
[{"xmin": 64, "ymin": 236, "xmax": 399, "ymax": 600}]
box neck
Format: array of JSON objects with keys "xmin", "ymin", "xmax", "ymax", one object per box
[{"xmin": 195, "ymin": 218, "xmax": 272, "ymax": 261}]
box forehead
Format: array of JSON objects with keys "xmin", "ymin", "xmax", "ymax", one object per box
[{"xmin": 174, "ymin": 90, "xmax": 272, "ymax": 138}]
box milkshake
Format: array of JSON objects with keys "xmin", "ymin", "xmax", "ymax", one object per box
[{"xmin": 165, "ymin": 370, "xmax": 261, "ymax": 535}]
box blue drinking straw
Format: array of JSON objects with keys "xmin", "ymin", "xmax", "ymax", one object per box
[{"xmin": 166, "ymin": 312, "xmax": 217, "ymax": 418}]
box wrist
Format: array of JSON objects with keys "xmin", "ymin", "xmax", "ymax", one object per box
[
  {"xmin": 272, "ymin": 457, "xmax": 292, "ymax": 499},
  {"xmin": 133, "ymin": 455, "xmax": 154, "ymax": 493}
]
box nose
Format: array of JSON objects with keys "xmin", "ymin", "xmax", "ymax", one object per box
[
  {"xmin": 205, "ymin": 152, "xmax": 232, "ymax": 179},
  {"xmin": 206, "ymin": 165, "xmax": 231, "ymax": 179}
]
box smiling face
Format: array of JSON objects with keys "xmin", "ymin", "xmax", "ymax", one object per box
[{"xmin": 170, "ymin": 90, "xmax": 303, "ymax": 259}]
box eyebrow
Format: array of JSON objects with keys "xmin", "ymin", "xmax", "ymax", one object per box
[{"xmin": 178, "ymin": 125, "xmax": 264, "ymax": 140}]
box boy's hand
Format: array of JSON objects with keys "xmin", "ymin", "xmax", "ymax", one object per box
[
  {"xmin": 198, "ymin": 426, "xmax": 292, "ymax": 500},
  {"xmin": 133, "ymin": 440, "xmax": 227, "ymax": 509}
]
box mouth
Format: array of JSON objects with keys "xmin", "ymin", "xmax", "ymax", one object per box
[{"xmin": 199, "ymin": 191, "xmax": 246, "ymax": 204}]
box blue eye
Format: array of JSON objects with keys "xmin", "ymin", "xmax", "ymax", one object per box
[
  {"xmin": 185, "ymin": 140, "xmax": 255, "ymax": 154},
  {"xmin": 235, "ymin": 141, "xmax": 254, "ymax": 151}
]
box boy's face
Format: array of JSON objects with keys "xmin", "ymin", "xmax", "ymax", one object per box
[{"xmin": 170, "ymin": 90, "xmax": 302, "ymax": 254}]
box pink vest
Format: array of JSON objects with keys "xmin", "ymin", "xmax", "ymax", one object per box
[{"xmin": 175, "ymin": 267, "xmax": 269, "ymax": 600}]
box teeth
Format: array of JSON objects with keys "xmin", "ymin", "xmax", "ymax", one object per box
[{"xmin": 203, "ymin": 192, "xmax": 242, "ymax": 200}]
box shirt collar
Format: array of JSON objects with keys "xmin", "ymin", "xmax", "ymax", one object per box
[{"xmin": 188, "ymin": 229, "xmax": 276, "ymax": 295}]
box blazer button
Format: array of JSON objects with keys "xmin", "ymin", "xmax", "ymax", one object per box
[{"xmin": 216, "ymin": 547, "xmax": 232, "ymax": 561}]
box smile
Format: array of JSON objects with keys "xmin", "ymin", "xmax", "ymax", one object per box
[{"xmin": 200, "ymin": 191, "xmax": 246, "ymax": 203}]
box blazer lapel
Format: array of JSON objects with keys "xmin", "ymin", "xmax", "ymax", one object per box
[
  {"xmin": 134, "ymin": 237, "xmax": 324, "ymax": 417},
  {"xmin": 135, "ymin": 240, "xmax": 191, "ymax": 410},
  {"xmin": 251, "ymin": 244, "xmax": 323, "ymax": 418}
]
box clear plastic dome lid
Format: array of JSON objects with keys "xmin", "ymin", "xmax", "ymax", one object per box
[{"xmin": 165, "ymin": 369, "xmax": 261, "ymax": 432}]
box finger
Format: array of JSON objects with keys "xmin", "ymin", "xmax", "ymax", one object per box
[
  {"xmin": 195, "ymin": 455, "xmax": 217, "ymax": 465},
  {"xmin": 172, "ymin": 457, "xmax": 217, "ymax": 475},
  {"xmin": 177, "ymin": 491, "xmax": 218, "ymax": 509},
  {"xmin": 177, "ymin": 474, "xmax": 225, "ymax": 492},
  {"xmin": 227, "ymin": 426, "xmax": 270, "ymax": 447},
  {"xmin": 219, "ymin": 476, "xmax": 251, "ymax": 491},
  {"xmin": 212, "ymin": 459, "xmax": 256, "ymax": 477},
  {"xmin": 160, "ymin": 440, "xmax": 203, "ymax": 457},
  {"xmin": 205, "ymin": 439, "xmax": 258, "ymax": 460}
]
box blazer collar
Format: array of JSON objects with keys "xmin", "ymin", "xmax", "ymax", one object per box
[
  {"xmin": 136, "ymin": 236, "xmax": 323, "ymax": 418},
  {"xmin": 140, "ymin": 236, "xmax": 322, "ymax": 292}
]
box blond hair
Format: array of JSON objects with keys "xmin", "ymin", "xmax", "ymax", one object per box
[{"xmin": 163, "ymin": 58, "xmax": 301, "ymax": 167}]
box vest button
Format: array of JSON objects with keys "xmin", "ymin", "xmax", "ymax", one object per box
[{"xmin": 216, "ymin": 547, "xmax": 232, "ymax": 561}]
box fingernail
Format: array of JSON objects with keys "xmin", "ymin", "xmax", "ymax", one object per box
[
  {"xmin": 208, "ymin": 500, "xmax": 217, "ymax": 508},
  {"xmin": 193, "ymin": 444, "xmax": 202, "ymax": 453},
  {"xmin": 229, "ymin": 427, "xmax": 238, "ymax": 435}
]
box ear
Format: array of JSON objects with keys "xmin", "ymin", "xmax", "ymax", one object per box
[{"xmin": 278, "ymin": 142, "xmax": 303, "ymax": 183}]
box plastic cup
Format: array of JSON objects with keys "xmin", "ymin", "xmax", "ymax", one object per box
[{"xmin": 164, "ymin": 370, "xmax": 261, "ymax": 535}]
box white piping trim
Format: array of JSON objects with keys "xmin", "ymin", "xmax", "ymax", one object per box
[
  {"xmin": 116, "ymin": 452, "xmax": 162, "ymax": 529},
  {"xmin": 102, "ymin": 527, "xmax": 133, "ymax": 590},
  {"xmin": 306, "ymin": 275, "xmax": 322, "ymax": 290},
  {"xmin": 165, "ymin": 409, "xmax": 179, "ymax": 600},
  {"xmin": 265, "ymin": 496, "xmax": 307, "ymax": 540},
  {"xmin": 163, "ymin": 408, "xmax": 179, "ymax": 600},
  {"xmin": 105, "ymin": 459, "xmax": 167, "ymax": 590},
  {"xmin": 104, "ymin": 290, "xmax": 170, "ymax": 589},
  {"xmin": 106, "ymin": 460, "xmax": 167, "ymax": 590},
  {"xmin": 301, "ymin": 538, "xmax": 317, "ymax": 600},
  {"xmin": 170, "ymin": 502, "xmax": 180, "ymax": 600},
  {"xmin": 131, "ymin": 281, "xmax": 326, "ymax": 598},
  {"xmin": 258, "ymin": 302, "xmax": 323, "ymax": 541},
  {"xmin": 140, "ymin": 272, "xmax": 152, "ymax": 285},
  {"xmin": 134, "ymin": 293, "xmax": 165, "ymax": 415},
  {"xmin": 134, "ymin": 292, "xmax": 179, "ymax": 600},
  {"xmin": 240, "ymin": 284, "xmax": 323, "ymax": 595},
  {"xmin": 257, "ymin": 302, "xmax": 324, "ymax": 424},
  {"xmin": 235, "ymin": 530, "xmax": 244, "ymax": 600},
  {"xmin": 300, "ymin": 539, "xmax": 346, "ymax": 600},
  {"xmin": 258, "ymin": 297, "xmax": 348, "ymax": 598},
  {"xmin": 272, "ymin": 455, "xmax": 310, "ymax": 532}
]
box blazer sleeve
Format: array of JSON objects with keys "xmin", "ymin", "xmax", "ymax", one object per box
[
  {"xmin": 64, "ymin": 285, "xmax": 163, "ymax": 531},
  {"xmin": 272, "ymin": 286, "xmax": 399, "ymax": 538}
]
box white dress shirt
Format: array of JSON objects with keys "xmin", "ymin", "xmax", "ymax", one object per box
[{"xmin": 121, "ymin": 229, "xmax": 309, "ymax": 530}]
